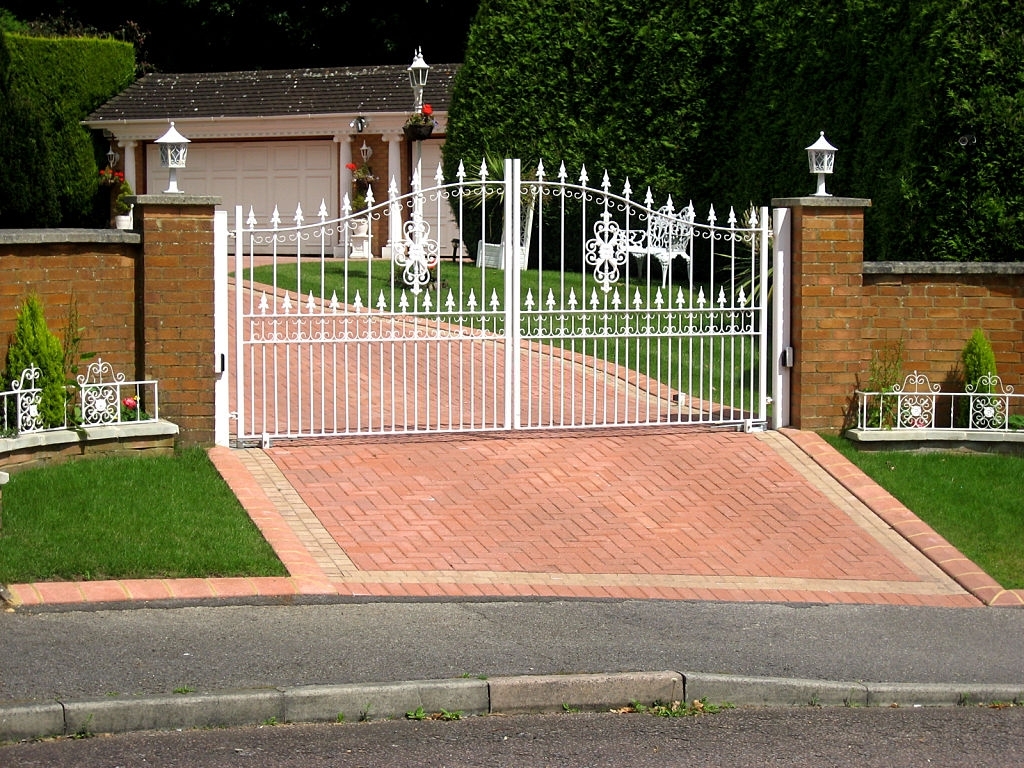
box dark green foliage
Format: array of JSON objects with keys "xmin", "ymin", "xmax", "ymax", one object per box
[
  {"xmin": 4, "ymin": 294, "xmax": 67, "ymax": 428},
  {"xmin": 448, "ymin": 0, "xmax": 1024, "ymax": 262},
  {"xmin": 0, "ymin": 31, "xmax": 60, "ymax": 226},
  {"xmin": 0, "ymin": 31, "xmax": 134, "ymax": 227}
]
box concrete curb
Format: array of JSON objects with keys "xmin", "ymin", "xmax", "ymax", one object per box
[{"xmin": 3, "ymin": 672, "xmax": 1023, "ymax": 743}]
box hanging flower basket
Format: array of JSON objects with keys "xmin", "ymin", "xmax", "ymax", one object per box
[
  {"xmin": 403, "ymin": 122, "xmax": 435, "ymax": 141},
  {"xmin": 403, "ymin": 103, "xmax": 436, "ymax": 141}
]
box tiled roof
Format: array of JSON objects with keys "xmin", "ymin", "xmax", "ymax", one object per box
[{"xmin": 87, "ymin": 64, "xmax": 459, "ymax": 122}]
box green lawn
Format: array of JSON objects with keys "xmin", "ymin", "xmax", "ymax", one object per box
[
  {"xmin": 0, "ymin": 448, "xmax": 286, "ymax": 583},
  {"xmin": 824, "ymin": 435, "xmax": 1024, "ymax": 589},
  {"xmin": 244, "ymin": 260, "xmax": 764, "ymax": 408}
]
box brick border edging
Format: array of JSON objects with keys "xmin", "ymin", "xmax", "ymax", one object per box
[{"xmin": 781, "ymin": 429, "xmax": 1024, "ymax": 608}]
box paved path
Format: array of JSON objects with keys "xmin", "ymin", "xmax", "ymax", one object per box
[{"xmin": 7, "ymin": 426, "xmax": 1023, "ymax": 608}]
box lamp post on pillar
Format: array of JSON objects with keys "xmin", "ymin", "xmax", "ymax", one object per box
[
  {"xmin": 806, "ymin": 131, "xmax": 837, "ymax": 197},
  {"xmin": 156, "ymin": 122, "xmax": 190, "ymax": 194}
]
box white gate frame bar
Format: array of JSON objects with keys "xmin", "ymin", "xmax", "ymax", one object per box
[
  {"xmin": 772, "ymin": 206, "xmax": 792, "ymax": 429},
  {"xmin": 214, "ymin": 209, "xmax": 229, "ymax": 446},
  {"xmin": 503, "ymin": 158, "xmax": 523, "ymax": 429},
  {"xmin": 233, "ymin": 204, "xmax": 246, "ymax": 443},
  {"xmin": 758, "ymin": 205, "xmax": 770, "ymax": 427}
]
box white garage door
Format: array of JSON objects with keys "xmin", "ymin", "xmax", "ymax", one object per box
[{"xmin": 146, "ymin": 140, "xmax": 337, "ymax": 224}]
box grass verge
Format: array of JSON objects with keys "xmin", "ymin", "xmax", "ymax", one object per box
[
  {"xmin": 823, "ymin": 435, "xmax": 1024, "ymax": 589},
  {"xmin": 0, "ymin": 448, "xmax": 286, "ymax": 583}
]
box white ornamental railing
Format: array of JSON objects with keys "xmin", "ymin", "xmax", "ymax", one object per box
[
  {"xmin": 855, "ymin": 371, "xmax": 1022, "ymax": 431},
  {"xmin": 0, "ymin": 359, "xmax": 159, "ymax": 437}
]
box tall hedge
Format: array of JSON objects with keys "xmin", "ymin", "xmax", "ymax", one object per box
[
  {"xmin": 0, "ymin": 30, "xmax": 59, "ymax": 226},
  {"xmin": 447, "ymin": 0, "xmax": 1024, "ymax": 262},
  {"xmin": 0, "ymin": 32, "xmax": 134, "ymax": 228}
]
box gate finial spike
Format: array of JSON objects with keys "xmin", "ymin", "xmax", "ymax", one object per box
[
  {"xmin": 558, "ymin": 162, "xmax": 568, "ymax": 181},
  {"xmin": 293, "ymin": 203, "xmax": 304, "ymax": 227},
  {"xmin": 456, "ymin": 160, "xmax": 466, "ymax": 181},
  {"xmin": 271, "ymin": 206, "xmax": 281, "ymax": 229},
  {"xmin": 623, "ymin": 178, "xmax": 633, "ymax": 199},
  {"xmin": 318, "ymin": 199, "xmax": 328, "ymax": 220}
]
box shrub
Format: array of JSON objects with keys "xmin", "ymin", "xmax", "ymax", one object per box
[
  {"xmin": 960, "ymin": 328, "xmax": 1000, "ymax": 428},
  {"xmin": 4, "ymin": 294, "xmax": 66, "ymax": 428},
  {"xmin": 961, "ymin": 328, "xmax": 998, "ymax": 392}
]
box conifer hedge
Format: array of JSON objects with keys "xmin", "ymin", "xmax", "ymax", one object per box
[
  {"xmin": 445, "ymin": 0, "xmax": 1024, "ymax": 262},
  {"xmin": 0, "ymin": 31, "xmax": 134, "ymax": 227}
]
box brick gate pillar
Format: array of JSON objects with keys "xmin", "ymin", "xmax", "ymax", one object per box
[
  {"xmin": 771, "ymin": 196, "xmax": 872, "ymax": 431},
  {"xmin": 133, "ymin": 194, "xmax": 222, "ymax": 446}
]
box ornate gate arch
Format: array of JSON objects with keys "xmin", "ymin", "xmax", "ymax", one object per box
[{"xmin": 230, "ymin": 159, "xmax": 771, "ymax": 444}]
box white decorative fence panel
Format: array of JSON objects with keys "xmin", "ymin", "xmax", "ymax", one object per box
[{"xmin": 231, "ymin": 159, "xmax": 771, "ymax": 443}]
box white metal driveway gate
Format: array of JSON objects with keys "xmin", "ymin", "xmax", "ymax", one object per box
[{"xmin": 231, "ymin": 159, "xmax": 770, "ymax": 444}]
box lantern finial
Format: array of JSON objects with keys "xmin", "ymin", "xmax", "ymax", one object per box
[
  {"xmin": 156, "ymin": 121, "xmax": 191, "ymax": 194},
  {"xmin": 805, "ymin": 131, "xmax": 837, "ymax": 197}
]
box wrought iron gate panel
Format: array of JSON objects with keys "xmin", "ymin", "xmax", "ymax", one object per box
[{"xmin": 231, "ymin": 159, "xmax": 770, "ymax": 443}]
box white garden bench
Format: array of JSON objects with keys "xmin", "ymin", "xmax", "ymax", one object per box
[{"xmin": 621, "ymin": 203, "xmax": 694, "ymax": 287}]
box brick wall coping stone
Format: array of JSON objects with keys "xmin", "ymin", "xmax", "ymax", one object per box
[
  {"xmin": 0, "ymin": 229, "xmax": 140, "ymax": 245},
  {"xmin": 864, "ymin": 261, "xmax": 1024, "ymax": 276},
  {"xmin": 0, "ymin": 420, "xmax": 179, "ymax": 454},
  {"xmin": 771, "ymin": 196, "xmax": 872, "ymax": 208},
  {"xmin": 130, "ymin": 194, "xmax": 222, "ymax": 206},
  {"xmin": 846, "ymin": 428, "xmax": 1024, "ymax": 456}
]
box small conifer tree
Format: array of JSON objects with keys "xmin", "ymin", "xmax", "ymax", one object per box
[
  {"xmin": 961, "ymin": 328, "xmax": 998, "ymax": 392},
  {"xmin": 4, "ymin": 294, "xmax": 66, "ymax": 428}
]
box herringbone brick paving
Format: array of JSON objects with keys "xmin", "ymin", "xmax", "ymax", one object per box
[{"xmin": 209, "ymin": 426, "xmax": 1000, "ymax": 607}]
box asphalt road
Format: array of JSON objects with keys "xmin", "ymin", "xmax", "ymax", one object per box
[
  {"xmin": 3, "ymin": 598, "xmax": 1024, "ymax": 702},
  {"xmin": 5, "ymin": 707, "xmax": 1024, "ymax": 767}
]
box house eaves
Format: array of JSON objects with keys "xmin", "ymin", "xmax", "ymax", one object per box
[{"xmin": 85, "ymin": 64, "xmax": 459, "ymax": 124}]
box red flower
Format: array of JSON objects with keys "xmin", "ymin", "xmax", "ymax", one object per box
[
  {"xmin": 345, "ymin": 162, "xmax": 357, "ymax": 171},
  {"xmin": 421, "ymin": 104, "xmax": 433, "ymax": 116}
]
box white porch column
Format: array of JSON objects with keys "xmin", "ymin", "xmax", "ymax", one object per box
[
  {"xmin": 385, "ymin": 132, "xmax": 403, "ymax": 260},
  {"xmin": 334, "ymin": 134, "xmax": 355, "ymax": 257},
  {"xmin": 119, "ymin": 140, "xmax": 138, "ymax": 190},
  {"xmin": 336, "ymin": 134, "xmax": 355, "ymax": 214}
]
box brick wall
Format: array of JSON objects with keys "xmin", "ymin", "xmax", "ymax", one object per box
[
  {"xmin": 0, "ymin": 194, "xmax": 220, "ymax": 447},
  {"xmin": 862, "ymin": 265, "xmax": 1024, "ymax": 388},
  {"xmin": 0, "ymin": 236, "xmax": 139, "ymax": 377},
  {"xmin": 773, "ymin": 197, "xmax": 872, "ymax": 431},
  {"xmin": 135, "ymin": 195, "xmax": 221, "ymax": 446},
  {"xmin": 776, "ymin": 196, "xmax": 1024, "ymax": 431}
]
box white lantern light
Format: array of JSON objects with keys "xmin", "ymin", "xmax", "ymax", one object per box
[
  {"xmin": 805, "ymin": 132, "xmax": 837, "ymax": 197},
  {"xmin": 155, "ymin": 121, "xmax": 190, "ymax": 194},
  {"xmin": 407, "ymin": 47, "xmax": 430, "ymax": 111}
]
